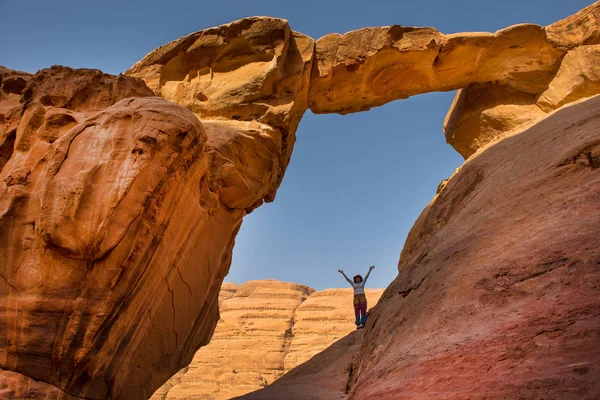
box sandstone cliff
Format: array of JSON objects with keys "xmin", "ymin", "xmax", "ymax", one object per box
[
  {"xmin": 1, "ymin": 2, "xmax": 600, "ymax": 399},
  {"xmin": 241, "ymin": 95, "xmax": 600, "ymax": 400},
  {"xmin": 0, "ymin": 66, "xmax": 251, "ymax": 399},
  {"xmin": 151, "ymin": 281, "xmax": 383, "ymax": 400}
]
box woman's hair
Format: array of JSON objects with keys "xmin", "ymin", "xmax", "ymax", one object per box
[{"xmin": 353, "ymin": 275, "xmax": 363, "ymax": 283}]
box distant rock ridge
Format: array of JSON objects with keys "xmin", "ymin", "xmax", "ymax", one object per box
[{"xmin": 150, "ymin": 280, "xmax": 383, "ymax": 400}]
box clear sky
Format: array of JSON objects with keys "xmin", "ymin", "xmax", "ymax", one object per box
[{"xmin": 2, "ymin": 0, "xmax": 593, "ymax": 290}]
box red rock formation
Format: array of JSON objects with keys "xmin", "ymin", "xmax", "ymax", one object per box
[{"xmin": 241, "ymin": 95, "xmax": 600, "ymax": 400}]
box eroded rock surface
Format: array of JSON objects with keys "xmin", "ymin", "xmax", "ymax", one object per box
[
  {"xmin": 445, "ymin": 2, "xmax": 600, "ymax": 158},
  {"xmin": 0, "ymin": 65, "xmax": 293, "ymax": 400},
  {"xmin": 152, "ymin": 281, "xmax": 382, "ymax": 400},
  {"xmin": 126, "ymin": 17, "xmax": 314, "ymax": 206},
  {"xmin": 127, "ymin": 3, "xmax": 600, "ymax": 160},
  {"xmin": 242, "ymin": 95, "xmax": 600, "ymax": 400},
  {"xmin": 308, "ymin": 24, "xmax": 564, "ymax": 115}
]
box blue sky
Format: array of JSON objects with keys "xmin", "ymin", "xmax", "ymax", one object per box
[{"xmin": 2, "ymin": 0, "xmax": 593, "ymax": 290}]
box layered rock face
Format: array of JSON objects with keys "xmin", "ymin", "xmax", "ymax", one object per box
[
  {"xmin": 0, "ymin": 64, "xmax": 296, "ymax": 399},
  {"xmin": 2, "ymin": 2, "xmax": 600, "ymax": 399},
  {"xmin": 242, "ymin": 95, "xmax": 600, "ymax": 400},
  {"xmin": 151, "ymin": 281, "xmax": 383, "ymax": 400}
]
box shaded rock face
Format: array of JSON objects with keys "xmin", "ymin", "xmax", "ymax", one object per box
[
  {"xmin": 243, "ymin": 96, "xmax": 600, "ymax": 400},
  {"xmin": 151, "ymin": 281, "xmax": 383, "ymax": 400}
]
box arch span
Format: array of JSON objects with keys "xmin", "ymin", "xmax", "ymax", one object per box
[{"xmin": 0, "ymin": 2, "xmax": 599, "ymax": 399}]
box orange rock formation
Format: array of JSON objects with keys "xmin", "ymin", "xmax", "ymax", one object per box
[
  {"xmin": 150, "ymin": 281, "xmax": 382, "ymax": 399},
  {"xmin": 1, "ymin": 2, "xmax": 599, "ymax": 399}
]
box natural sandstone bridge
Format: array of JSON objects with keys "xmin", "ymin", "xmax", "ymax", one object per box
[{"xmin": 0, "ymin": 2, "xmax": 598, "ymax": 399}]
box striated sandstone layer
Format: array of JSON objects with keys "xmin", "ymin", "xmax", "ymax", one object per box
[
  {"xmin": 242, "ymin": 95, "xmax": 600, "ymax": 400},
  {"xmin": 152, "ymin": 281, "xmax": 382, "ymax": 400},
  {"xmin": 283, "ymin": 288, "xmax": 383, "ymax": 369}
]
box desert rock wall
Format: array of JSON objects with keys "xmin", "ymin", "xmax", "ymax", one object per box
[
  {"xmin": 242, "ymin": 94, "xmax": 600, "ymax": 400},
  {"xmin": 151, "ymin": 281, "xmax": 383, "ymax": 400}
]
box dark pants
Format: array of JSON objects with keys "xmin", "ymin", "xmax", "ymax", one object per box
[{"xmin": 353, "ymin": 294, "xmax": 367, "ymax": 325}]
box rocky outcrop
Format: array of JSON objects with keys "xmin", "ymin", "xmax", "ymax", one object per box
[
  {"xmin": 537, "ymin": 45, "xmax": 600, "ymax": 111},
  {"xmin": 445, "ymin": 2, "xmax": 600, "ymax": 158},
  {"xmin": 151, "ymin": 281, "xmax": 383, "ymax": 400},
  {"xmin": 241, "ymin": 95, "xmax": 600, "ymax": 400},
  {"xmin": 442, "ymin": 83, "xmax": 547, "ymax": 158},
  {"xmin": 126, "ymin": 17, "xmax": 314, "ymax": 207},
  {"xmin": 545, "ymin": 1, "xmax": 600, "ymax": 48},
  {"xmin": 0, "ymin": 65, "xmax": 290, "ymax": 400}
]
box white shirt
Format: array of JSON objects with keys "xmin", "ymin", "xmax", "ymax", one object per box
[
  {"xmin": 343, "ymin": 269, "xmax": 372, "ymax": 296},
  {"xmin": 350, "ymin": 280, "xmax": 366, "ymax": 296}
]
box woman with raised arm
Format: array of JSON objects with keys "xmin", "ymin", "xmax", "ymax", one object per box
[{"xmin": 338, "ymin": 265, "xmax": 375, "ymax": 329}]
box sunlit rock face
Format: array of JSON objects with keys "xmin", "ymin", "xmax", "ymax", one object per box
[
  {"xmin": 151, "ymin": 281, "xmax": 383, "ymax": 400},
  {"xmin": 0, "ymin": 63, "xmax": 300, "ymax": 399},
  {"xmin": 240, "ymin": 95, "xmax": 600, "ymax": 400},
  {"xmin": 0, "ymin": 66, "xmax": 231, "ymax": 399},
  {"xmin": 126, "ymin": 17, "xmax": 315, "ymax": 208},
  {"xmin": 444, "ymin": 2, "xmax": 600, "ymax": 158},
  {"xmin": 308, "ymin": 24, "xmax": 563, "ymax": 115}
]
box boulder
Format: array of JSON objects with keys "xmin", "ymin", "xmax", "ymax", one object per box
[{"xmin": 538, "ymin": 45, "xmax": 600, "ymax": 111}]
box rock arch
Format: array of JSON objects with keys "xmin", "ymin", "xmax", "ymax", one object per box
[{"xmin": 0, "ymin": 2, "xmax": 599, "ymax": 399}]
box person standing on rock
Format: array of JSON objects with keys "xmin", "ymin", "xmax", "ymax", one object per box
[{"xmin": 338, "ymin": 266, "xmax": 375, "ymax": 329}]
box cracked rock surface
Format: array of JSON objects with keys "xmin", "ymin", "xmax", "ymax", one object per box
[{"xmin": 0, "ymin": 66, "xmax": 250, "ymax": 399}]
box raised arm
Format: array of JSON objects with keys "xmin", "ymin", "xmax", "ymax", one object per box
[
  {"xmin": 338, "ymin": 269, "xmax": 354, "ymax": 285},
  {"xmin": 363, "ymin": 265, "xmax": 375, "ymax": 283}
]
